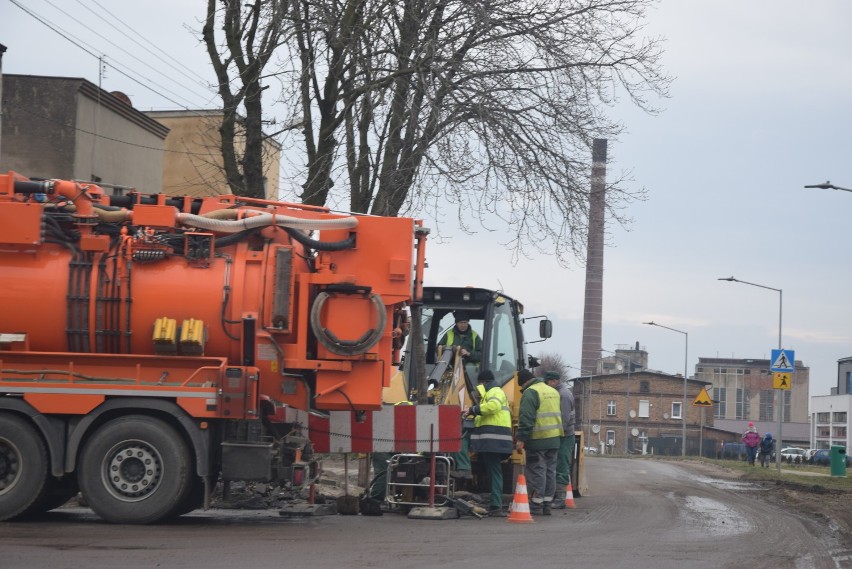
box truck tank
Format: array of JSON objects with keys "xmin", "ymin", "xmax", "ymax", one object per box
[{"xmin": 0, "ymin": 171, "xmax": 427, "ymax": 523}]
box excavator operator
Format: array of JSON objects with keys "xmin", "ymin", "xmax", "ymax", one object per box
[
  {"xmin": 437, "ymin": 311, "xmax": 481, "ymax": 364},
  {"xmin": 437, "ymin": 311, "xmax": 481, "ymax": 482}
]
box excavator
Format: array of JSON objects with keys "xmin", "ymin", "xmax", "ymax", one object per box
[{"xmin": 378, "ymin": 285, "xmax": 558, "ymax": 507}]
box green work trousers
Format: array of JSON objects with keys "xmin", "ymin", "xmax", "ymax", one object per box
[
  {"xmin": 369, "ymin": 452, "xmax": 393, "ymax": 500},
  {"xmin": 556, "ymin": 434, "xmax": 575, "ymax": 486},
  {"xmin": 481, "ymin": 452, "xmax": 504, "ymax": 509},
  {"xmin": 451, "ymin": 428, "xmax": 472, "ymax": 472}
]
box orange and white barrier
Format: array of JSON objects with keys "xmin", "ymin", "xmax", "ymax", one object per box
[{"xmin": 288, "ymin": 404, "xmax": 462, "ymax": 453}]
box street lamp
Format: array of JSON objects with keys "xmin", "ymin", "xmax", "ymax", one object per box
[
  {"xmin": 804, "ymin": 181, "xmax": 852, "ymax": 193},
  {"xmin": 601, "ymin": 349, "xmax": 640, "ymax": 454},
  {"xmin": 643, "ymin": 321, "xmax": 688, "ymax": 456},
  {"xmin": 718, "ymin": 276, "xmax": 784, "ymax": 472}
]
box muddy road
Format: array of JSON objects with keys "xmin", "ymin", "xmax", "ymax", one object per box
[{"xmin": 2, "ymin": 457, "xmax": 849, "ymax": 569}]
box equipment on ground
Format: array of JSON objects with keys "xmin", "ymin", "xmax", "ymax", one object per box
[{"xmin": 0, "ymin": 171, "xmax": 427, "ymax": 524}]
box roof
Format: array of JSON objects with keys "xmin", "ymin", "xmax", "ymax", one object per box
[{"xmin": 3, "ymin": 74, "xmax": 169, "ymax": 139}]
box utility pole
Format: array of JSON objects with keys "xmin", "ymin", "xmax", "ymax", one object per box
[{"xmin": 0, "ymin": 44, "xmax": 7, "ymax": 166}]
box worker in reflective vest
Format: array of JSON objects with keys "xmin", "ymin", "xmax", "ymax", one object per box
[
  {"xmin": 515, "ymin": 369, "xmax": 563, "ymax": 516},
  {"xmin": 467, "ymin": 369, "xmax": 513, "ymax": 517},
  {"xmin": 545, "ymin": 371, "xmax": 575, "ymax": 509},
  {"xmin": 437, "ymin": 311, "xmax": 481, "ymax": 364}
]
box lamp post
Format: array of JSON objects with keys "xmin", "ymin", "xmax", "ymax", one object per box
[
  {"xmin": 804, "ymin": 181, "xmax": 852, "ymax": 193},
  {"xmin": 643, "ymin": 321, "xmax": 689, "ymax": 456},
  {"xmin": 718, "ymin": 276, "xmax": 783, "ymax": 472},
  {"xmin": 601, "ymin": 349, "xmax": 640, "ymax": 454}
]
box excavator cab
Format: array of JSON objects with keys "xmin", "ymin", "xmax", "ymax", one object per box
[{"xmin": 386, "ymin": 286, "xmax": 551, "ymax": 406}]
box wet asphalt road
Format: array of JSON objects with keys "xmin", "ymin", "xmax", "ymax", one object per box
[{"xmin": 2, "ymin": 457, "xmax": 849, "ymax": 569}]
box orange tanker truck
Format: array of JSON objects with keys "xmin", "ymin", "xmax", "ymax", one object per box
[{"xmin": 0, "ymin": 171, "xmax": 427, "ymax": 524}]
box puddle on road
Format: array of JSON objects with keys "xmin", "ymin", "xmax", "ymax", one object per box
[
  {"xmin": 674, "ymin": 494, "xmax": 754, "ymax": 536},
  {"xmin": 692, "ymin": 476, "xmax": 762, "ymax": 492}
]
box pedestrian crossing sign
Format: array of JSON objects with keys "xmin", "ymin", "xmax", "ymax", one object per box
[
  {"xmin": 770, "ymin": 349, "xmax": 795, "ymax": 373},
  {"xmin": 773, "ymin": 372, "xmax": 792, "ymax": 390},
  {"xmin": 692, "ymin": 388, "xmax": 713, "ymax": 407}
]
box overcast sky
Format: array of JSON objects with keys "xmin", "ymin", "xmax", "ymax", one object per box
[{"xmin": 3, "ymin": 1, "xmax": 852, "ymax": 403}]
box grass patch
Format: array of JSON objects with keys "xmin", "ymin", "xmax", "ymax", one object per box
[{"xmin": 677, "ymin": 456, "xmax": 852, "ymax": 491}]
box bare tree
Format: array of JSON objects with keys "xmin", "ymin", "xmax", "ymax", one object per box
[
  {"xmin": 203, "ymin": 0, "xmax": 290, "ymax": 197},
  {"xmin": 276, "ymin": 0, "xmax": 669, "ymax": 265},
  {"xmin": 534, "ymin": 352, "xmax": 571, "ymax": 379}
]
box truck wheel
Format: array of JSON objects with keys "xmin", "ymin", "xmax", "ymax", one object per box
[
  {"xmin": 0, "ymin": 414, "xmax": 50, "ymax": 521},
  {"xmin": 78, "ymin": 415, "xmax": 193, "ymax": 524},
  {"xmin": 167, "ymin": 475, "xmax": 205, "ymax": 518},
  {"xmin": 28, "ymin": 476, "xmax": 79, "ymax": 515}
]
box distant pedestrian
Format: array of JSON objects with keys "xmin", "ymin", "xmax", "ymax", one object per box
[
  {"xmin": 759, "ymin": 432, "xmax": 775, "ymax": 467},
  {"xmin": 742, "ymin": 422, "xmax": 761, "ymax": 466},
  {"xmin": 515, "ymin": 369, "xmax": 563, "ymax": 515}
]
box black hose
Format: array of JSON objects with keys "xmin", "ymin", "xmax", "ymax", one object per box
[
  {"xmin": 215, "ymin": 228, "xmax": 259, "ymax": 247},
  {"xmin": 285, "ymin": 228, "xmax": 355, "ymax": 252}
]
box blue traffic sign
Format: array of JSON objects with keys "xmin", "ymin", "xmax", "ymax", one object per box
[{"xmin": 770, "ymin": 349, "xmax": 795, "ymax": 373}]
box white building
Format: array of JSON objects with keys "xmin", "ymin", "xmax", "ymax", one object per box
[{"xmin": 809, "ymin": 394, "xmax": 851, "ymax": 449}]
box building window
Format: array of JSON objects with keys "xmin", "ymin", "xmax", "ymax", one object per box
[
  {"xmin": 607, "ymin": 400, "xmax": 616, "ymax": 416},
  {"xmin": 818, "ymin": 426, "xmax": 831, "ymax": 437},
  {"xmin": 671, "ymin": 402, "xmax": 682, "ymax": 420},
  {"xmin": 736, "ymin": 388, "xmax": 744, "ymax": 420},
  {"xmin": 606, "ymin": 430, "xmax": 615, "ymax": 446},
  {"xmin": 834, "ymin": 426, "xmax": 847, "ymax": 438},
  {"xmin": 639, "ymin": 381, "xmax": 650, "ymax": 393},
  {"xmin": 638, "ymin": 400, "xmax": 650, "ymax": 418},
  {"xmin": 834, "ymin": 412, "xmax": 847, "ymax": 423},
  {"xmin": 714, "ymin": 387, "xmax": 727, "ymax": 419},
  {"xmin": 759, "ymin": 390, "xmax": 774, "ymax": 421},
  {"xmin": 783, "ymin": 391, "xmax": 791, "ymax": 422},
  {"xmin": 816, "ymin": 412, "xmax": 830, "ymax": 423}
]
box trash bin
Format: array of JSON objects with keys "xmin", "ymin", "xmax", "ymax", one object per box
[{"xmin": 830, "ymin": 445, "xmax": 847, "ymax": 477}]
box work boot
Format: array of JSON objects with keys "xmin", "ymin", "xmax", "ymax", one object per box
[
  {"xmin": 542, "ymin": 503, "xmax": 552, "ymax": 516},
  {"xmin": 488, "ymin": 508, "xmax": 507, "ymax": 518},
  {"xmin": 530, "ymin": 502, "xmax": 543, "ymax": 515},
  {"xmin": 551, "ymin": 488, "xmax": 566, "ymax": 509}
]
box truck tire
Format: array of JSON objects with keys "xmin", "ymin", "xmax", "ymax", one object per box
[
  {"xmin": 27, "ymin": 476, "xmax": 79, "ymax": 515},
  {"xmin": 0, "ymin": 414, "xmax": 50, "ymax": 521},
  {"xmin": 78, "ymin": 415, "xmax": 193, "ymax": 524},
  {"xmin": 167, "ymin": 475, "xmax": 205, "ymax": 518}
]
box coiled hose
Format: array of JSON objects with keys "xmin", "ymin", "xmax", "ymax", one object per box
[{"xmin": 310, "ymin": 291, "xmax": 387, "ymax": 356}]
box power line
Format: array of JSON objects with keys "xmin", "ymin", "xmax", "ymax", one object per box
[
  {"xmin": 16, "ymin": 104, "xmax": 223, "ymax": 157},
  {"xmin": 72, "ymin": 0, "xmax": 217, "ymax": 100},
  {"xmin": 7, "ymin": 0, "xmax": 212, "ymax": 114},
  {"xmin": 19, "ymin": 0, "xmax": 211, "ymax": 109},
  {"xmin": 83, "ymin": 0, "xmax": 213, "ymax": 89}
]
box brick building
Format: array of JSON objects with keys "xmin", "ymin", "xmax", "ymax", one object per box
[{"xmin": 573, "ymin": 370, "xmax": 714, "ymax": 456}]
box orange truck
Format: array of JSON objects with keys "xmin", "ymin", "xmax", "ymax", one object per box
[{"xmin": 0, "ymin": 171, "xmax": 427, "ymax": 523}]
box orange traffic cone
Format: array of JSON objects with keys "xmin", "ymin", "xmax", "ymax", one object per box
[
  {"xmin": 563, "ymin": 482, "xmax": 576, "ymax": 509},
  {"xmin": 507, "ymin": 473, "xmax": 535, "ymax": 524}
]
